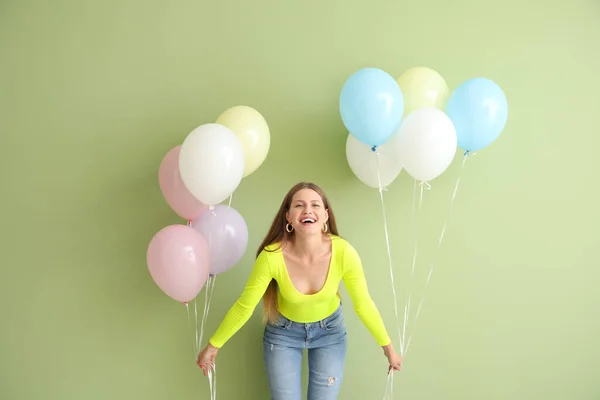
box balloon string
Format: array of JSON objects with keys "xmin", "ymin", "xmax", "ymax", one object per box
[
  {"xmin": 383, "ymin": 370, "xmax": 394, "ymax": 400},
  {"xmin": 400, "ymin": 179, "xmax": 416, "ymax": 354},
  {"xmin": 400, "ymin": 180, "xmax": 425, "ymax": 358},
  {"xmin": 374, "ymin": 150, "xmax": 402, "ymax": 400},
  {"xmin": 404, "ymin": 152, "xmax": 472, "ymax": 357},
  {"xmin": 374, "ymin": 151, "xmax": 403, "ymax": 356},
  {"xmin": 185, "ymin": 303, "xmax": 197, "ymax": 358},
  {"xmin": 198, "ymin": 197, "xmax": 218, "ymax": 366},
  {"xmin": 188, "ymin": 211, "xmax": 219, "ymax": 399},
  {"xmin": 207, "ymin": 364, "xmax": 217, "ymax": 400},
  {"xmin": 192, "ymin": 275, "xmax": 217, "ymax": 399},
  {"xmin": 184, "ymin": 298, "xmax": 200, "ymax": 359},
  {"xmin": 195, "ymin": 297, "xmax": 202, "ymax": 352},
  {"xmin": 199, "ymin": 204, "xmax": 215, "ymax": 349},
  {"xmin": 198, "ymin": 275, "xmax": 216, "ymax": 349}
]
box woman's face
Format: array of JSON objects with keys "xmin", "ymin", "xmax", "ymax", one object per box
[{"xmin": 286, "ymin": 188, "xmax": 329, "ymax": 235}]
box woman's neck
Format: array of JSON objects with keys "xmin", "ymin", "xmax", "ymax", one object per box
[{"xmin": 289, "ymin": 233, "xmax": 328, "ymax": 259}]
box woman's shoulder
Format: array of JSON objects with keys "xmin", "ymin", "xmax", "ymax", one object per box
[
  {"xmin": 256, "ymin": 242, "xmax": 283, "ymax": 262},
  {"xmin": 262, "ymin": 241, "xmax": 283, "ymax": 253},
  {"xmin": 329, "ymin": 234, "xmax": 359, "ymax": 257},
  {"xmin": 329, "ymin": 233, "xmax": 350, "ymax": 246},
  {"xmin": 251, "ymin": 243, "xmax": 283, "ymax": 273}
]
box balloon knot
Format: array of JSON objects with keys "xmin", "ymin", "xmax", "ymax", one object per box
[
  {"xmin": 371, "ymin": 146, "xmax": 377, "ymax": 152},
  {"xmin": 419, "ymin": 181, "xmax": 432, "ymax": 190}
]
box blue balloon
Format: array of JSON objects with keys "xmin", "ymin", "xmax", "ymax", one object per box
[
  {"xmin": 446, "ymin": 77, "xmax": 508, "ymax": 152},
  {"xmin": 339, "ymin": 68, "xmax": 404, "ymax": 147}
]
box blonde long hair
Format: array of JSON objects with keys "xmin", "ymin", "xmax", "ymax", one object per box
[{"xmin": 257, "ymin": 182, "xmax": 340, "ymax": 323}]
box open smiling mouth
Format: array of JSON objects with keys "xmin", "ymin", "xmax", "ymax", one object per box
[{"xmin": 301, "ymin": 218, "xmax": 316, "ymax": 225}]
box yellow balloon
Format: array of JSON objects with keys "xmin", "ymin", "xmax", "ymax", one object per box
[
  {"xmin": 216, "ymin": 105, "xmax": 270, "ymax": 178},
  {"xmin": 396, "ymin": 67, "xmax": 450, "ymax": 116}
]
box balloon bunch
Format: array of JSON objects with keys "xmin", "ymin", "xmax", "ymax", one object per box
[
  {"xmin": 341, "ymin": 66, "xmax": 508, "ymax": 186},
  {"xmin": 147, "ymin": 105, "xmax": 270, "ymax": 304},
  {"xmin": 340, "ymin": 67, "xmax": 508, "ymax": 398}
]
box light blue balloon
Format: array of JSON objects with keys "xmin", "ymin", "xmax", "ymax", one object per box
[
  {"xmin": 339, "ymin": 68, "xmax": 404, "ymax": 147},
  {"xmin": 446, "ymin": 77, "xmax": 508, "ymax": 152}
]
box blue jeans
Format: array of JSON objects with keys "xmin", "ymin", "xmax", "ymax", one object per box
[{"xmin": 263, "ymin": 305, "xmax": 347, "ymax": 400}]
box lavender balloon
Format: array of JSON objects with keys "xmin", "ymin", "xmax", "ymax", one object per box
[{"xmin": 191, "ymin": 204, "xmax": 249, "ymax": 275}]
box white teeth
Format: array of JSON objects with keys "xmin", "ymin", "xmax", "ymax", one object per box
[{"xmin": 301, "ymin": 218, "xmax": 315, "ymax": 223}]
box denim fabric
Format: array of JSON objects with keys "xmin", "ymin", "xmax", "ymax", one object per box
[{"xmin": 263, "ymin": 305, "xmax": 347, "ymax": 400}]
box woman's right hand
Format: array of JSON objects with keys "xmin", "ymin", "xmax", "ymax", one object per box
[{"xmin": 196, "ymin": 343, "xmax": 219, "ymax": 376}]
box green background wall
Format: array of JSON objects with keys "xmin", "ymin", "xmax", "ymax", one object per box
[{"xmin": 2, "ymin": 0, "xmax": 599, "ymax": 399}]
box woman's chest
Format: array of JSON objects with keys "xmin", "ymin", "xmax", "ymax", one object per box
[{"xmin": 282, "ymin": 255, "xmax": 335, "ymax": 296}]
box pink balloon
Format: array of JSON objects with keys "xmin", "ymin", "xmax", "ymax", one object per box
[
  {"xmin": 159, "ymin": 146, "xmax": 208, "ymax": 220},
  {"xmin": 147, "ymin": 225, "xmax": 210, "ymax": 303}
]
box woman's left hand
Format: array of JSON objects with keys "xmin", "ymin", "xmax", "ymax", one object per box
[{"xmin": 382, "ymin": 344, "xmax": 402, "ymax": 374}]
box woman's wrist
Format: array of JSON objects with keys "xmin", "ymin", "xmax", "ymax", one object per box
[{"xmin": 382, "ymin": 342, "xmax": 395, "ymax": 356}]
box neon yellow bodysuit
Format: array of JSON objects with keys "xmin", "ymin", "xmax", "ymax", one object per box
[{"xmin": 209, "ymin": 234, "xmax": 391, "ymax": 348}]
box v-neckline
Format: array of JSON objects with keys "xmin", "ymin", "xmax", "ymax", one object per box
[{"xmin": 280, "ymin": 234, "xmax": 335, "ymax": 297}]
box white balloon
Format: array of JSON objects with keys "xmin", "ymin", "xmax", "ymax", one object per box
[
  {"xmin": 179, "ymin": 123, "xmax": 244, "ymax": 206},
  {"xmin": 394, "ymin": 107, "xmax": 457, "ymax": 182},
  {"xmin": 346, "ymin": 131, "xmax": 403, "ymax": 189}
]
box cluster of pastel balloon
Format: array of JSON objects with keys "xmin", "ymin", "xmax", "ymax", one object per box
[
  {"xmin": 146, "ymin": 106, "xmax": 271, "ymax": 303},
  {"xmin": 341, "ymin": 66, "xmax": 508, "ymax": 188}
]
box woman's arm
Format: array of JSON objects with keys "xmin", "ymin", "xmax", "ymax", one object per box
[
  {"xmin": 208, "ymin": 250, "xmax": 274, "ymax": 348},
  {"xmin": 341, "ymin": 242, "xmax": 392, "ymax": 347}
]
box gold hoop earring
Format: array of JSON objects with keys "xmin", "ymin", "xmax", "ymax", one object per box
[
  {"xmin": 322, "ymin": 222, "xmax": 328, "ymax": 233},
  {"xmin": 286, "ymin": 223, "xmax": 294, "ymax": 233}
]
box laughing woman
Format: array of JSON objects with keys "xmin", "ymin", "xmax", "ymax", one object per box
[{"xmin": 196, "ymin": 182, "xmax": 402, "ymax": 400}]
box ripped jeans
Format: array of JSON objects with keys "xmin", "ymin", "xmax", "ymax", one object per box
[{"xmin": 263, "ymin": 304, "xmax": 347, "ymax": 400}]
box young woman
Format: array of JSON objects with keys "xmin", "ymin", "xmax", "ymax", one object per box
[{"xmin": 197, "ymin": 182, "xmax": 402, "ymax": 399}]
